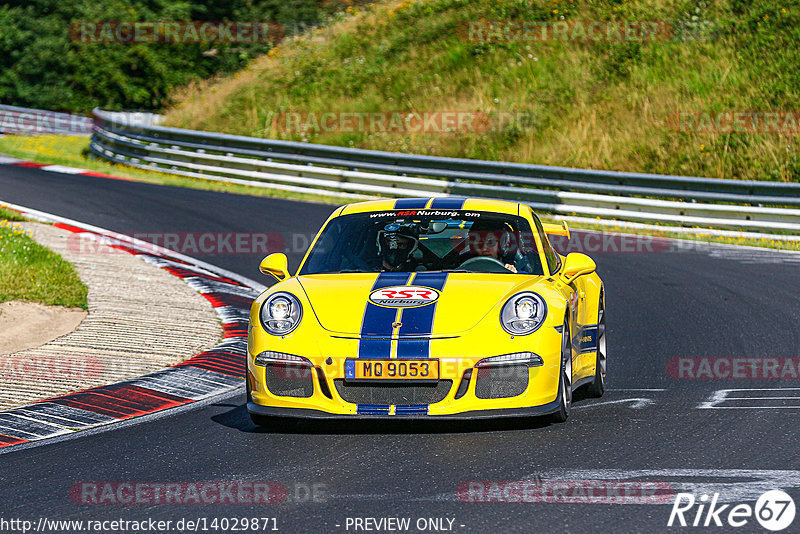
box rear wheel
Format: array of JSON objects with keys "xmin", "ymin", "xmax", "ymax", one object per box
[
  {"xmin": 549, "ymin": 317, "xmax": 572, "ymax": 423},
  {"xmin": 587, "ymin": 289, "xmax": 606, "ymax": 397}
]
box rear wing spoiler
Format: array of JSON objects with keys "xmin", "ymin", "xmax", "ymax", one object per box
[{"xmin": 542, "ymin": 221, "xmax": 570, "ymax": 240}]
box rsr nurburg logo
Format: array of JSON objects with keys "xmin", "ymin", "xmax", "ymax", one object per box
[{"xmin": 369, "ymin": 286, "xmax": 440, "ymax": 307}]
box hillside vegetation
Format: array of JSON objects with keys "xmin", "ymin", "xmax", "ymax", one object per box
[
  {"xmin": 0, "ymin": 0, "xmax": 369, "ymax": 111},
  {"xmin": 164, "ymin": 0, "xmax": 800, "ymax": 181}
]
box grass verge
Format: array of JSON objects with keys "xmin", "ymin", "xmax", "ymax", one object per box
[
  {"xmin": 0, "ymin": 209, "xmax": 88, "ymax": 309},
  {"xmin": 0, "ymin": 206, "xmax": 28, "ymax": 222}
]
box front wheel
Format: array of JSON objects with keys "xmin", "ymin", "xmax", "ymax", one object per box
[
  {"xmin": 587, "ymin": 289, "xmax": 606, "ymax": 397},
  {"xmin": 549, "ymin": 317, "xmax": 573, "ymax": 423}
]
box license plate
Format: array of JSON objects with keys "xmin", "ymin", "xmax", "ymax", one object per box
[{"xmin": 345, "ymin": 359, "xmax": 439, "ymax": 382}]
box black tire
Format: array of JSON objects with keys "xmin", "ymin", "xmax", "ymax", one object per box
[
  {"xmin": 587, "ymin": 289, "xmax": 606, "ymax": 398},
  {"xmin": 549, "ymin": 316, "xmax": 573, "ymax": 423}
]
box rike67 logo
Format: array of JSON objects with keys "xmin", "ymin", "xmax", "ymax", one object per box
[{"xmin": 668, "ymin": 490, "xmax": 796, "ymax": 531}]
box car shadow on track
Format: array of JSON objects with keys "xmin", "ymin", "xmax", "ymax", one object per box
[{"xmin": 209, "ymin": 392, "xmax": 597, "ymax": 435}]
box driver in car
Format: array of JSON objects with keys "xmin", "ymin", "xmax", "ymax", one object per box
[
  {"xmin": 466, "ymin": 227, "xmax": 518, "ymax": 273},
  {"xmin": 378, "ymin": 225, "xmax": 425, "ymax": 272}
]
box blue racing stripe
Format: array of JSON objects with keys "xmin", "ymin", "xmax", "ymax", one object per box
[
  {"xmin": 357, "ymin": 404, "xmax": 390, "ymax": 415},
  {"xmin": 359, "ymin": 272, "xmax": 411, "ymax": 358},
  {"xmin": 396, "ymin": 273, "xmax": 448, "ymax": 358},
  {"xmin": 395, "ymin": 338, "xmax": 430, "ymax": 359},
  {"xmin": 429, "ymin": 197, "xmax": 466, "ymax": 209},
  {"xmin": 395, "ymin": 405, "xmax": 428, "ymax": 415},
  {"xmin": 394, "ymin": 198, "xmax": 430, "ymax": 209}
]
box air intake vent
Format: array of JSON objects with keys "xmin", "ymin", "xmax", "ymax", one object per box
[
  {"xmin": 474, "ymin": 365, "xmax": 528, "ymax": 399},
  {"xmin": 334, "ymin": 380, "xmax": 452, "ymax": 405},
  {"xmin": 265, "ymin": 363, "xmax": 314, "ymax": 398}
]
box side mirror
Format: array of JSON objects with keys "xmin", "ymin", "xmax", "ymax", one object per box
[
  {"xmin": 561, "ymin": 252, "xmax": 595, "ymax": 283},
  {"xmin": 259, "ymin": 253, "xmax": 290, "ymax": 281}
]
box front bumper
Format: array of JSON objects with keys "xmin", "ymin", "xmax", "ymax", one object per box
[
  {"xmin": 247, "ymin": 399, "xmax": 562, "ymax": 420},
  {"xmin": 247, "ymin": 322, "xmax": 564, "ymax": 418}
]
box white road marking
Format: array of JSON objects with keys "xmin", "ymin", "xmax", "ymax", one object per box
[
  {"xmin": 698, "ymin": 388, "xmax": 800, "ymax": 409},
  {"xmin": 39, "ymin": 164, "xmax": 88, "ymax": 174},
  {"xmin": 574, "ymin": 398, "xmax": 655, "ymax": 410},
  {"xmin": 399, "ymin": 469, "xmax": 800, "ymax": 505},
  {"xmin": 706, "ymin": 246, "xmax": 800, "ymax": 265},
  {"xmin": 727, "ymin": 396, "xmax": 800, "ymax": 400},
  {"xmin": 608, "ymin": 388, "xmax": 667, "ymax": 391}
]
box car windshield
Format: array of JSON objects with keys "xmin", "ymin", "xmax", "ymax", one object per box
[{"xmin": 299, "ymin": 211, "xmax": 545, "ymax": 275}]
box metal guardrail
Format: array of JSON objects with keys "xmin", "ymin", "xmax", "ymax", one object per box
[
  {"xmin": 89, "ymin": 108, "xmax": 800, "ymax": 233},
  {"xmin": 0, "ymin": 104, "xmax": 92, "ymax": 136}
]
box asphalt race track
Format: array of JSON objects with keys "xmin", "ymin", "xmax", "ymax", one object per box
[{"xmin": 1, "ymin": 165, "xmax": 800, "ymax": 533}]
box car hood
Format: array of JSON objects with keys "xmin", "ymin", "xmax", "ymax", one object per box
[{"xmin": 296, "ymin": 273, "xmax": 545, "ymax": 335}]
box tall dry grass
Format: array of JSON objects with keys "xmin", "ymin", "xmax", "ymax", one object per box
[{"xmin": 164, "ymin": 0, "xmax": 800, "ymax": 181}]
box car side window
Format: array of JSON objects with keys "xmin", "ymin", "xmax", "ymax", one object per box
[{"xmin": 533, "ymin": 215, "xmax": 561, "ymax": 274}]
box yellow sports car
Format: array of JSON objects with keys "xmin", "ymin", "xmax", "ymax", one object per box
[{"xmin": 247, "ymin": 198, "xmax": 605, "ymax": 423}]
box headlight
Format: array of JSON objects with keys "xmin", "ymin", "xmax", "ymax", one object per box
[
  {"xmin": 260, "ymin": 292, "xmax": 302, "ymax": 335},
  {"xmin": 270, "ymin": 298, "xmax": 291, "ymax": 319},
  {"xmin": 254, "ymin": 351, "xmax": 311, "ymax": 367},
  {"xmin": 476, "ymin": 352, "xmax": 544, "ymax": 367},
  {"xmin": 515, "ymin": 298, "xmax": 535, "ymax": 319},
  {"xmin": 500, "ymin": 292, "xmax": 547, "ymax": 335}
]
